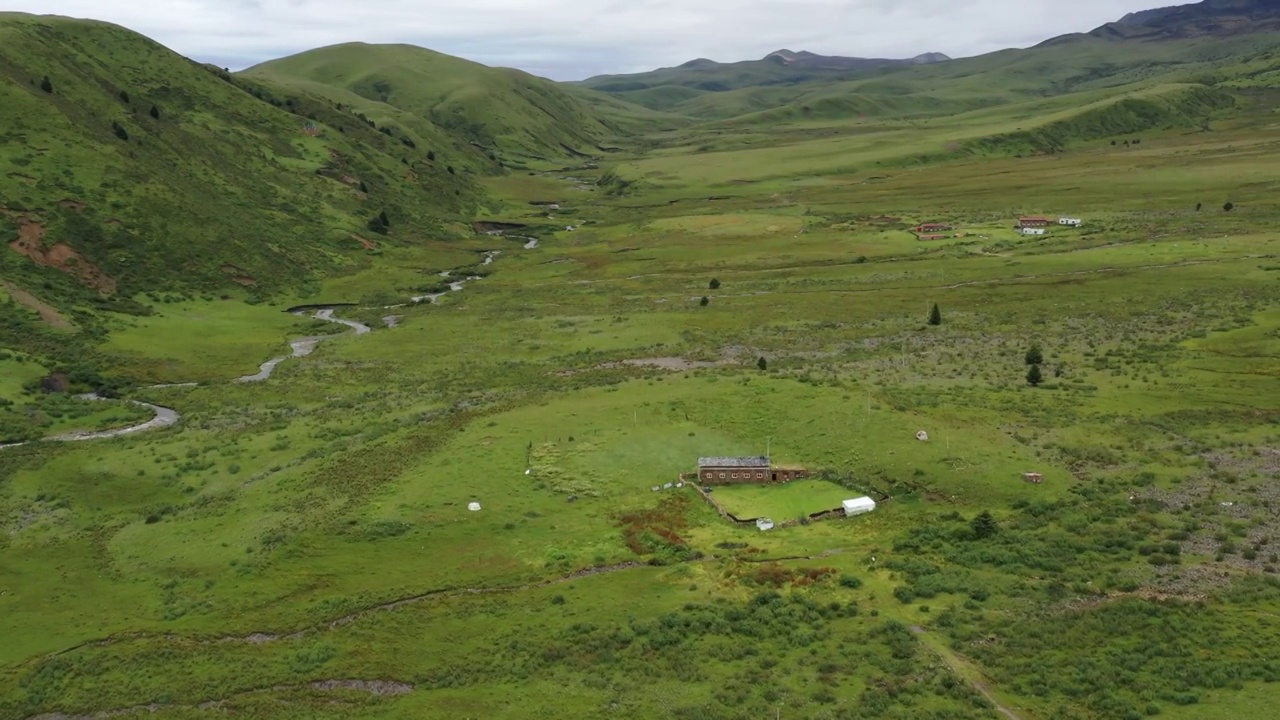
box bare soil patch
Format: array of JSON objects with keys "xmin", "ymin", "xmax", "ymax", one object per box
[
  {"xmin": 559, "ymin": 356, "xmax": 735, "ymax": 376},
  {"xmin": 309, "ymin": 679, "xmax": 414, "ymax": 696},
  {"xmin": 219, "ymin": 264, "xmax": 257, "ymax": 286},
  {"xmin": 351, "ymin": 233, "xmax": 376, "ymax": 250},
  {"xmin": 9, "ymin": 218, "xmax": 117, "ymax": 294}
]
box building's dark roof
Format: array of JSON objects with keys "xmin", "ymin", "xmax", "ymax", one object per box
[{"xmin": 699, "ymin": 456, "xmax": 769, "ymax": 468}]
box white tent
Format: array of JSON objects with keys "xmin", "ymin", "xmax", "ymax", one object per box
[
  {"xmin": 467, "ymin": 502, "xmax": 482, "ymax": 512},
  {"xmin": 756, "ymin": 518, "xmax": 775, "ymax": 531},
  {"xmin": 842, "ymin": 497, "xmax": 876, "ymax": 516}
]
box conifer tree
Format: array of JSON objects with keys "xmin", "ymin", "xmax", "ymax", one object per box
[
  {"xmin": 928, "ymin": 303, "xmax": 942, "ymax": 326},
  {"xmin": 971, "ymin": 511, "xmax": 998, "ymax": 539},
  {"xmin": 1025, "ymin": 343, "xmax": 1043, "ymax": 366},
  {"xmin": 1026, "ymin": 364, "xmax": 1043, "ymax": 386}
]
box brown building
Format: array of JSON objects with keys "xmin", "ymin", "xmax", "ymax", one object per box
[
  {"xmin": 1017, "ymin": 216, "xmax": 1051, "ymax": 228},
  {"xmin": 914, "ymin": 223, "xmax": 953, "ymax": 233},
  {"xmin": 698, "ymin": 457, "xmax": 809, "ymax": 484}
]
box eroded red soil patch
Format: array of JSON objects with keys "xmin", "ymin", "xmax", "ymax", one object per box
[
  {"xmin": 8, "ymin": 216, "xmax": 117, "ymax": 294},
  {"xmin": 351, "ymin": 233, "xmax": 376, "ymax": 250},
  {"xmin": 219, "ymin": 264, "xmax": 258, "ymax": 286}
]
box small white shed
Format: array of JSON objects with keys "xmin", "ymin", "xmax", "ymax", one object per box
[
  {"xmin": 842, "ymin": 497, "xmax": 877, "ymax": 516},
  {"xmin": 1020, "ymin": 227, "xmax": 1046, "ymax": 236},
  {"xmin": 756, "ymin": 518, "xmax": 775, "ymax": 531},
  {"xmin": 1059, "ymin": 218, "xmax": 1083, "ymax": 226}
]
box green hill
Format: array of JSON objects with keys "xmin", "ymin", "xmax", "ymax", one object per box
[
  {"xmin": 242, "ymin": 43, "xmax": 625, "ymax": 162},
  {"xmin": 0, "ymin": 13, "xmax": 489, "ymax": 368}
]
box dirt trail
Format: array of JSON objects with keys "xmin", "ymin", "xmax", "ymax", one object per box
[
  {"xmin": 22, "ymin": 678, "xmax": 414, "ymax": 720},
  {"xmin": 47, "ymin": 561, "xmax": 648, "ymax": 658},
  {"xmin": 1, "ymin": 280, "xmax": 73, "ymax": 329},
  {"xmin": 909, "ymin": 625, "xmax": 1025, "ymax": 720},
  {"xmin": 46, "ymin": 548, "xmax": 852, "ymax": 657}
]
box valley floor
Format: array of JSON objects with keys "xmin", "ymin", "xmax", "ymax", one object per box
[{"xmin": 2, "ymin": 114, "xmax": 1279, "ymax": 720}]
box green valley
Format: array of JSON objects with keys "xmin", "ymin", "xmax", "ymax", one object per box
[{"xmin": 1, "ymin": 1, "xmax": 1279, "ymax": 718}]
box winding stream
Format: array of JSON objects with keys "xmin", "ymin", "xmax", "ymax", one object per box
[{"xmin": 2, "ymin": 246, "xmax": 518, "ymax": 449}]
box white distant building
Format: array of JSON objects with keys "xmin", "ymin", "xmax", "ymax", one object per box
[
  {"xmin": 842, "ymin": 497, "xmax": 877, "ymax": 516},
  {"xmin": 756, "ymin": 518, "xmax": 775, "ymax": 531},
  {"xmin": 1059, "ymin": 218, "xmax": 1083, "ymax": 226},
  {"xmin": 1019, "ymin": 227, "xmax": 1046, "ymax": 236}
]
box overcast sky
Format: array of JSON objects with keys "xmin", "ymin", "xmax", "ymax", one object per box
[{"xmin": 12, "ymin": 0, "xmax": 1166, "ymax": 80}]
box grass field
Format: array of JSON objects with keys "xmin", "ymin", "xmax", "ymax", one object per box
[
  {"xmin": 711, "ymin": 479, "xmax": 857, "ymax": 520},
  {"xmin": 3, "ymin": 21, "xmax": 1280, "ymax": 720}
]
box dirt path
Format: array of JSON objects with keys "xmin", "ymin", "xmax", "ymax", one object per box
[
  {"xmin": 48, "ymin": 561, "xmax": 648, "ymax": 658},
  {"xmin": 1, "ymin": 280, "xmax": 73, "ymax": 329},
  {"xmin": 22, "ymin": 678, "xmax": 414, "ymax": 720},
  {"xmin": 908, "ymin": 625, "xmax": 1026, "ymax": 720}
]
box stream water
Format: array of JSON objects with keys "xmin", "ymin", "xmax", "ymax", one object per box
[{"xmin": 4, "ymin": 243, "xmax": 526, "ymax": 449}]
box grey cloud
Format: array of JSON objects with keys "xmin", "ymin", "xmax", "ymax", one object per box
[{"xmin": 11, "ymin": 0, "xmax": 1163, "ymax": 80}]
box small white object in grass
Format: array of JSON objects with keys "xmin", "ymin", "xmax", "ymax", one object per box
[
  {"xmin": 676, "ymin": 482, "xmax": 683, "ymax": 488},
  {"xmin": 468, "ymin": 502, "xmax": 481, "ymax": 512},
  {"xmin": 916, "ymin": 430, "xmax": 929, "ymax": 441},
  {"xmin": 652, "ymin": 486, "xmax": 660, "ymax": 492},
  {"xmin": 525, "ymin": 469, "xmax": 531, "ymax": 475}
]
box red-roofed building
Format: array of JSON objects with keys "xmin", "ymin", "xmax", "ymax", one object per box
[{"xmin": 1018, "ymin": 216, "xmax": 1051, "ymax": 228}]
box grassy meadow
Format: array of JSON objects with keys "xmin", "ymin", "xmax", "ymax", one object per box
[{"xmin": 3, "ymin": 53, "xmax": 1280, "ymax": 720}]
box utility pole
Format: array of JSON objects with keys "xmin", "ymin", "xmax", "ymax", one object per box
[{"xmin": 766, "ymin": 436, "xmax": 771, "ymax": 464}]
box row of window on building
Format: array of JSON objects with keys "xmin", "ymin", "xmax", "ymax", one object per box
[{"xmin": 704, "ymin": 471, "xmax": 766, "ymax": 480}]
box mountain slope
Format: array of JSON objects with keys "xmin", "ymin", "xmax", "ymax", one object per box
[
  {"xmin": 242, "ymin": 43, "xmax": 621, "ymax": 162},
  {"xmin": 1110, "ymin": 0, "xmax": 1280, "ymax": 37},
  {"xmin": 0, "ymin": 13, "xmax": 487, "ymax": 362}
]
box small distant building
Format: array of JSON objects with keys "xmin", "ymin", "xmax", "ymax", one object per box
[
  {"xmin": 1019, "ymin": 227, "xmax": 1046, "ymax": 236},
  {"xmin": 842, "ymin": 497, "xmax": 877, "ymax": 516},
  {"xmin": 756, "ymin": 518, "xmax": 775, "ymax": 531},
  {"xmin": 697, "ymin": 457, "xmax": 809, "ymax": 484},
  {"xmin": 1022, "ymin": 472, "xmax": 1043, "ymax": 484},
  {"xmin": 1017, "ymin": 216, "xmax": 1051, "ymax": 228},
  {"xmin": 1058, "ymin": 218, "xmax": 1082, "ymax": 226},
  {"xmin": 914, "ymin": 223, "xmax": 953, "ymax": 233},
  {"xmin": 916, "ymin": 233, "xmax": 948, "ymax": 241}
]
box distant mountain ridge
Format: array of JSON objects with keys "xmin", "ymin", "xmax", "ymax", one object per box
[
  {"xmin": 760, "ymin": 49, "xmax": 951, "ymax": 69},
  {"xmin": 580, "ymin": 48, "xmax": 949, "ymax": 95},
  {"xmin": 1104, "ymin": 0, "xmax": 1280, "ymax": 37}
]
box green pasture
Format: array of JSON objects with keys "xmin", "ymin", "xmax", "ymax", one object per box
[
  {"xmin": 711, "ymin": 479, "xmax": 857, "ymax": 520},
  {"xmin": 100, "ymin": 299, "xmax": 315, "ymax": 382},
  {"xmin": 0, "ymin": 355, "xmax": 43, "ymax": 401}
]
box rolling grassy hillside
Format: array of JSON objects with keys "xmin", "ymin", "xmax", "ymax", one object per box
[
  {"xmin": 0, "ymin": 12, "xmax": 510, "ymax": 412},
  {"xmin": 0, "ymin": 14, "xmax": 491, "ymax": 300},
  {"xmin": 242, "ymin": 43, "xmax": 629, "ymax": 163}
]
